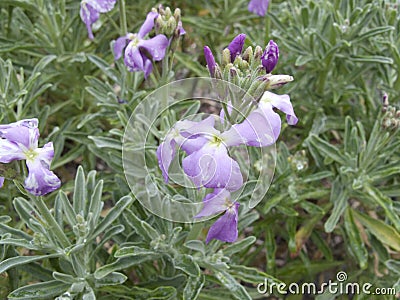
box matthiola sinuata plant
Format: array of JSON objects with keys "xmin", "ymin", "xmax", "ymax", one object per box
[
  {"xmin": 0, "ymin": 119, "xmax": 60, "ymax": 196},
  {"xmin": 157, "ymin": 34, "xmax": 298, "ymax": 243}
]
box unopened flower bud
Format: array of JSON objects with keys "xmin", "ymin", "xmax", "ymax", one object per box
[
  {"xmin": 227, "ymin": 33, "xmax": 246, "ymax": 62},
  {"xmin": 174, "ymin": 8, "xmax": 181, "ymax": 21},
  {"xmin": 254, "ymin": 45, "xmax": 263, "ymax": 59},
  {"xmin": 261, "ymin": 40, "xmax": 279, "ymax": 73},
  {"xmin": 242, "ymin": 46, "xmax": 253, "ymax": 63},
  {"xmin": 264, "ymin": 74, "xmax": 294, "ymax": 89},
  {"xmin": 166, "ymin": 17, "xmax": 177, "ymax": 35},
  {"xmin": 165, "ymin": 7, "xmax": 172, "ymax": 19},
  {"xmin": 222, "ymin": 48, "xmax": 231, "ymax": 67},
  {"xmin": 204, "ymin": 46, "xmax": 216, "ymax": 77}
]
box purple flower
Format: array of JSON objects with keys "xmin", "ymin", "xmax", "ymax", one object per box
[
  {"xmin": 195, "ymin": 189, "xmax": 239, "ymax": 243},
  {"xmin": 0, "ymin": 177, "xmax": 4, "ymax": 188},
  {"xmin": 261, "ymin": 40, "xmax": 279, "ymax": 73},
  {"xmin": 204, "ymin": 46, "xmax": 216, "ymax": 77},
  {"xmin": 227, "ymin": 34, "xmax": 246, "ymax": 62},
  {"xmin": 248, "ymin": 0, "xmax": 269, "ymax": 17},
  {"xmin": 113, "ymin": 11, "xmax": 169, "ymax": 78},
  {"xmin": 80, "ymin": 0, "xmax": 117, "ymax": 40},
  {"xmin": 0, "ymin": 119, "xmax": 61, "ymax": 196}
]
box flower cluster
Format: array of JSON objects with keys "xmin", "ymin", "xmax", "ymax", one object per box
[
  {"xmin": 157, "ymin": 36, "xmax": 297, "ymax": 243},
  {"xmin": 0, "ymin": 119, "xmax": 61, "ymax": 196},
  {"xmin": 113, "ymin": 6, "xmax": 185, "ymax": 78}
]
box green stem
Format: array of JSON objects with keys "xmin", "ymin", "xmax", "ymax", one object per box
[
  {"xmin": 186, "ymin": 222, "xmax": 204, "ymax": 242},
  {"xmin": 119, "ymin": 0, "xmax": 128, "ymax": 36},
  {"xmin": 33, "ymin": 196, "xmax": 71, "ymax": 249}
]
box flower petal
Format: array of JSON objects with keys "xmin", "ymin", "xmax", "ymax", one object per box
[
  {"xmin": 206, "ymin": 202, "xmax": 239, "ymax": 243},
  {"xmin": 0, "ymin": 118, "xmax": 39, "ymax": 150},
  {"xmin": 138, "ymin": 11, "xmax": 158, "ymax": 39},
  {"xmin": 24, "ymin": 143, "xmax": 61, "ymax": 196},
  {"xmin": 113, "ymin": 36, "xmax": 130, "ymax": 60},
  {"xmin": 195, "ymin": 189, "xmax": 231, "ymax": 218},
  {"xmin": 261, "ymin": 91, "xmax": 298, "ymax": 125},
  {"xmin": 0, "ymin": 177, "xmax": 4, "ymax": 188},
  {"xmin": 248, "ymin": 0, "xmax": 269, "ymax": 17},
  {"xmin": 124, "ymin": 43, "xmax": 143, "ymax": 71},
  {"xmin": 85, "ymin": 0, "xmax": 116, "ymax": 13},
  {"xmin": 138, "ymin": 34, "xmax": 169, "ymax": 61},
  {"xmin": 179, "ymin": 115, "xmax": 219, "ymax": 139},
  {"xmin": 261, "ymin": 40, "xmax": 279, "ymax": 73},
  {"xmin": 222, "ymin": 104, "xmax": 278, "ymax": 147},
  {"xmin": 157, "ymin": 137, "xmax": 177, "ymax": 183},
  {"xmin": 0, "ymin": 139, "xmax": 25, "ymax": 163},
  {"xmin": 227, "ymin": 33, "xmax": 246, "ymax": 62},
  {"xmin": 80, "ymin": 2, "xmax": 99, "ymax": 40},
  {"xmin": 182, "ymin": 143, "xmax": 243, "ymax": 191}
]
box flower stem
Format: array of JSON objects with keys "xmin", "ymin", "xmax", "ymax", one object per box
[
  {"xmin": 32, "ymin": 196, "xmax": 71, "ymax": 249},
  {"xmin": 119, "ymin": 0, "xmax": 128, "ymax": 35}
]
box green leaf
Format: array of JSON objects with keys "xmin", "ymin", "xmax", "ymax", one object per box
[
  {"xmin": 385, "ymin": 259, "xmax": 400, "ymax": 275},
  {"xmin": 73, "ymin": 166, "xmax": 86, "ymax": 215},
  {"xmin": 307, "ymin": 134, "xmax": 348, "ymax": 166},
  {"xmin": 0, "ymin": 254, "xmax": 61, "ymax": 274},
  {"xmin": 352, "ymin": 209, "xmax": 400, "ymax": 251},
  {"xmin": 183, "ymin": 274, "xmax": 204, "ymax": 300},
  {"xmin": 88, "ymin": 136, "xmax": 122, "ymax": 150},
  {"xmin": 344, "ymin": 208, "xmax": 368, "ymax": 269},
  {"xmin": 95, "ymin": 272, "xmax": 127, "ymax": 287},
  {"xmin": 175, "ymin": 254, "xmax": 200, "ymax": 277},
  {"xmin": 8, "ymin": 280, "xmax": 70, "ymax": 299},
  {"xmin": 114, "ymin": 246, "xmax": 158, "ymax": 258},
  {"xmin": 184, "ymin": 240, "xmax": 205, "ymax": 255},
  {"xmin": 214, "ymin": 270, "xmax": 251, "ymax": 300},
  {"xmin": 349, "ymin": 55, "xmax": 393, "ymax": 64},
  {"xmin": 90, "ymin": 195, "xmax": 133, "ymax": 239},
  {"xmin": 222, "ymin": 236, "xmax": 256, "ymax": 256},
  {"xmin": 324, "ymin": 178, "xmax": 348, "ymax": 232},
  {"xmin": 94, "ymin": 255, "xmax": 160, "ymax": 279}
]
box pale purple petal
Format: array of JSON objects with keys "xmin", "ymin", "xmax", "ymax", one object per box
[
  {"xmin": 0, "ymin": 177, "xmax": 4, "ymax": 188},
  {"xmin": 195, "ymin": 189, "xmax": 231, "ymax": 218},
  {"xmin": 24, "ymin": 143, "xmax": 61, "ymax": 196},
  {"xmin": 113, "ymin": 36, "xmax": 130, "ymax": 60},
  {"xmin": 179, "ymin": 116, "xmax": 219, "ymax": 139},
  {"xmin": 142, "ymin": 55, "xmax": 153, "ymax": 78},
  {"xmin": 157, "ymin": 137, "xmax": 177, "ymax": 183},
  {"xmin": 124, "ymin": 43, "xmax": 143, "ymax": 71},
  {"xmin": 182, "ymin": 143, "xmax": 243, "ymax": 191},
  {"xmin": 261, "ymin": 40, "xmax": 279, "ymax": 73},
  {"xmin": 222, "ymin": 104, "xmax": 278, "ymax": 147},
  {"xmin": 204, "ymin": 46, "xmax": 216, "ymax": 77},
  {"xmin": 227, "ymin": 34, "xmax": 246, "ymax": 62},
  {"xmin": 177, "ymin": 21, "xmax": 186, "ymax": 35},
  {"xmin": 180, "ymin": 136, "xmax": 208, "ymax": 154},
  {"xmin": 138, "ymin": 34, "xmax": 169, "ymax": 61},
  {"xmin": 80, "ymin": 2, "xmax": 99, "ymax": 40},
  {"xmin": 248, "ymin": 0, "xmax": 269, "ymax": 16},
  {"xmin": 85, "ymin": 0, "xmax": 116, "ymax": 13},
  {"xmin": 206, "ymin": 202, "xmax": 239, "ymax": 243},
  {"xmin": 0, "ymin": 139, "xmax": 25, "ymax": 163},
  {"xmin": 138, "ymin": 11, "xmax": 159, "ymax": 39},
  {"xmin": 261, "ymin": 91, "xmax": 298, "ymax": 125},
  {"xmin": 0, "ymin": 118, "xmax": 39, "ymax": 150}
]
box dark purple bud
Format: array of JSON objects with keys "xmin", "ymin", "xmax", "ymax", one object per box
[
  {"xmin": 227, "ymin": 33, "xmax": 246, "ymax": 62},
  {"xmin": 204, "ymin": 46, "xmax": 216, "ymax": 77},
  {"xmin": 261, "ymin": 40, "xmax": 279, "ymax": 73}
]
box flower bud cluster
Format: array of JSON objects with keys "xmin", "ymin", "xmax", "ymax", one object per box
[
  {"xmin": 204, "ymin": 34, "xmax": 293, "ymax": 101},
  {"xmin": 154, "ymin": 5, "xmax": 185, "ymax": 39}
]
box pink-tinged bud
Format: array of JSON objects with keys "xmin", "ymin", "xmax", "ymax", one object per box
[
  {"xmin": 227, "ymin": 33, "xmax": 246, "ymax": 62},
  {"xmin": 204, "ymin": 46, "xmax": 216, "ymax": 77},
  {"xmin": 261, "ymin": 40, "xmax": 279, "ymax": 73}
]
